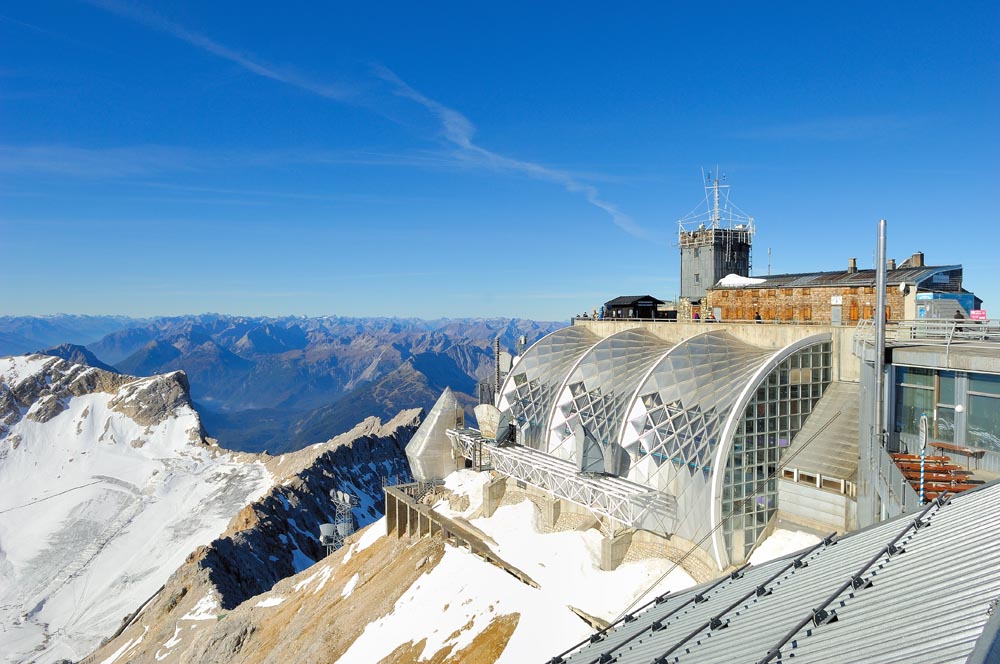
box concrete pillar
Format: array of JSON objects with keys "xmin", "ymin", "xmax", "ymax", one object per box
[
  {"xmin": 385, "ymin": 491, "xmax": 398, "ymax": 537},
  {"xmin": 482, "ymin": 476, "xmax": 507, "ymax": 517},
  {"xmin": 540, "ymin": 495, "xmax": 562, "ymax": 528},
  {"xmin": 600, "ymin": 530, "xmax": 634, "ymax": 571},
  {"xmin": 398, "ymin": 498, "xmax": 410, "ymax": 538}
]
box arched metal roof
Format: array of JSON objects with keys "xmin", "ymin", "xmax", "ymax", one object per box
[
  {"xmin": 545, "ymin": 327, "xmax": 676, "ymax": 467},
  {"xmin": 497, "ymin": 325, "xmax": 601, "ymax": 451}
]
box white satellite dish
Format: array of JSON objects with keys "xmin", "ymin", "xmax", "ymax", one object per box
[{"xmin": 474, "ymin": 404, "xmax": 502, "ymax": 439}]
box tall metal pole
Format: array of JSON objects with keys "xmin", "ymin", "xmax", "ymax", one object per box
[
  {"xmin": 918, "ymin": 413, "xmax": 928, "ymax": 504},
  {"xmin": 494, "ymin": 337, "xmax": 501, "ymax": 401},
  {"xmin": 873, "ymin": 220, "xmax": 888, "ymax": 455}
]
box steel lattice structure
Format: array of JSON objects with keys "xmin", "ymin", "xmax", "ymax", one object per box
[{"xmin": 447, "ymin": 428, "xmax": 677, "ymax": 533}]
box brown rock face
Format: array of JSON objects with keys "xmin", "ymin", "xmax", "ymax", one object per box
[
  {"xmin": 1, "ymin": 354, "xmax": 199, "ymax": 438},
  {"xmin": 82, "ymin": 412, "xmax": 423, "ymax": 664}
]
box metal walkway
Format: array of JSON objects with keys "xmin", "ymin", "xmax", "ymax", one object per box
[{"xmin": 447, "ymin": 429, "xmax": 677, "ymax": 533}]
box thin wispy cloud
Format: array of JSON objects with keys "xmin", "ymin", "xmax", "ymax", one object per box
[
  {"xmin": 374, "ymin": 66, "xmax": 646, "ymax": 238},
  {"xmin": 0, "ymin": 144, "xmax": 199, "ymax": 177},
  {"xmin": 0, "ymin": 144, "xmax": 456, "ymax": 178},
  {"xmin": 86, "ymin": 0, "xmax": 355, "ymax": 101},
  {"xmin": 81, "ymin": 1, "xmax": 642, "ymax": 237}
]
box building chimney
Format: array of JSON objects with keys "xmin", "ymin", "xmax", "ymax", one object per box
[
  {"xmin": 911, "ymin": 252, "xmax": 924, "ymax": 267},
  {"xmin": 887, "ymin": 258, "xmax": 896, "ymax": 270},
  {"xmin": 848, "ymin": 257, "xmax": 858, "ymax": 273}
]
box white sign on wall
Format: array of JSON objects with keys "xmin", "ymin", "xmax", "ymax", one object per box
[{"xmin": 831, "ymin": 296, "xmax": 843, "ymax": 305}]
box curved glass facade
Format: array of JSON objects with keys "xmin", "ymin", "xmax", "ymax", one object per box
[
  {"xmin": 547, "ymin": 328, "xmax": 675, "ymax": 467},
  {"xmin": 622, "ymin": 331, "xmax": 775, "ymax": 489},
  {"xmin": 495, "ymin": 324, "xmax": 834, "ymax": 569},
  {"xmin": 497, "ymin": 326, "xmax": 601, "ymax": 451},
  {"xmin": 720, "ymin": 341, "xmax": 833, "ymax": 562}
]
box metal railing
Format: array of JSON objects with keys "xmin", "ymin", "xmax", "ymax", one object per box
[
  {"xmin": 872, "ymin": 443, "xmax": 921, "ymax": 518},
  {"xmin": 573, "ymin": 316, "xmax": 829, "ymax": 325},
  {"xmin": 853, "ymin": 318, "xmax": 1000, "ymax": 357},
  {"xmin": 446, "ymin": 428, "xmax": 677, "ymax": 533}
]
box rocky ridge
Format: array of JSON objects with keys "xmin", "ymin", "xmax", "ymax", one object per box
[
  {"xmin": 82, "ymin": 409, "xmax": 422, "ymax": 663},
  {"xmin": 0, "ymin": 354, "xmax": 197, "ymax": 438}
]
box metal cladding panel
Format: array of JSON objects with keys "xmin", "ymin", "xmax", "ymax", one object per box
[
  {"xmin": 405, "ymin": 387, "xmax": 464, "ymax": 482},
  {"xmin": 497, "ymin": 326, "xmax": 601, "ymax": 451},
  {"xmin": 546, "ymin": 328, "xmax": 675, "ymax": 466},
  {"xmin": 623, "ymin": 332, "xmax": 773, "ymax": 483},
  {"xmin": 561, "ymin": 563, "xmax": 780, "ymax": 663},
  {"xmin": 621, "ymin": 331, "xmax": 774, "ymax": 554},
  {"xmin": 784, "ymin": 381, "xmax": 860, "ymax": 480},
  {"xmin": 556, "ymin": 481, "xmax": 1000, "ymax": 664}
]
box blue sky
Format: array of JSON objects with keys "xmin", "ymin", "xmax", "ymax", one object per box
[{"xmin": 1, "ymin": 1, "xmax": 997, "ymax": 319}]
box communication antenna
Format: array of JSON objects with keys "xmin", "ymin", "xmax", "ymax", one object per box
[
  {"xmin": 677, "ymin": 168, "xmax": 756, "ymax": 274},
  {"xmin": 319, "ymin": 489, "xmax": 359, "ymax": 556}
]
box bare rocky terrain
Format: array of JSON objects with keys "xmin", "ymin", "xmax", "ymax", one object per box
[{"xmin": 81, "ymin": 410, "xmax": 423, "ymax": 664}]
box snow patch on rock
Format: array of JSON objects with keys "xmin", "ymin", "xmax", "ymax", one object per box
[
  {"xmin": 255, "ymin": 596, "xmax": 285, "ymax": 608},
  {"xmin": 471, "ymin": 500, "xmax": 696, "ymax": 622},
  {"xmin": 334, "ymin": 546, "xmax": 591, "ymax": 664}
]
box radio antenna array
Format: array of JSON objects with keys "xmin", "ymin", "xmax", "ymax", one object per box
[{"xmin": 319, "ymin": 489, "xmax": 359, "ymax": 556}]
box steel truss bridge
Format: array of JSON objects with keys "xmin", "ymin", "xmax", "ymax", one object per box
[{"xmin": 447, "ymin": 428, "xmax": 677, "ymax": 534}]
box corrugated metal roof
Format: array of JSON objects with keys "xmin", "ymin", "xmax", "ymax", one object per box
[
  {"xmin": 711, "ymin": 265, "xmax": 962, "ymax": 290},
  {"xmin": 554, "ymin": 481, "xmax": 1000, "ymax": 664},
  {"xmin": 784, "ymin": 381, "xmax": 859, "ymax": 481}
]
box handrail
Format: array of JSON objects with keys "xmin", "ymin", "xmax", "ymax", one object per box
[{"xmin": 853, "ymin": 318, "xmax": 1000, "ymax": 355}]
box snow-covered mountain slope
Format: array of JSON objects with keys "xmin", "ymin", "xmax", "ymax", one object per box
[
  {"xmin": 83, "ymin": 410, "xmax": 421, "ymax": 664},
  {"xmin": 90, "ymin": 468, "xmax": 826, "ymax": 664},
  {"xmin": 0, "ymin": 355, "xmax": 273, "ymax": 664}
]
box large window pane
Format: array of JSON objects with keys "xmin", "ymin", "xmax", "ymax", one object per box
[
  {"xmin": 970, "ymin": 373, "xmax": 1000, "ymax": 396},
  {"xmin": 968, "ymin": 394, "xmax": 1000, "ymax": 452},
  {"xmin": 935, "ymin": 407, "xmax": 955, "ymax": 443},
  {"xmin": 938, "ymin": 371, "xmax": 956, "ymax": 406},
  {"xmin": 897, "ymin": 366, "xmax": 933, "ymax": 387},
  {"xmin": 895, "ymin": 385, "xmax": 933, "ymax": 435}
]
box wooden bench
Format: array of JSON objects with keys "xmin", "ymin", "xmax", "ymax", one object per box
[
  {"xmin": 902, "ymin": 471, "xmax": 968, "ymax": 483},
  {"xmin": 931, "ymin": 441, "xmax": 987, "ymax": 469},
  {"xmin": 895, "ymin": 462, "xmax": 964, "ymax": 473},
  {"xmin": 890, "ymin": 454, "xmax": 951, "ymax": 463},
  {"xmin": 911, "ymin": 482, "xmax": 979, "ymax": 493}
]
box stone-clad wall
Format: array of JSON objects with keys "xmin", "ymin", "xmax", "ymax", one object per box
[{"xmin": 704, "ymin": 285, "xmax": 908, "ymax": 324}]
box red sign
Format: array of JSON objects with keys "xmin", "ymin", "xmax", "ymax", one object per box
[{"xmin": 971, "ymin": 310, "xmax": 987, "ymax": 320}]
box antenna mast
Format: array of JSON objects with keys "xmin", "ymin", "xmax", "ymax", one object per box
[{"xmin": 711, "ymin": 167, "xmax": 722, "ymax": 229}]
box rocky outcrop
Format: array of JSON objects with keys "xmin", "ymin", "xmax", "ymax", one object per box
[
  {"xmin": 107, "ymin": 371, "xmax": 195, "ymax": 429},
  {"xmin": 0, "ymin": 354, "xmax": 272, "ymax": 663},
  {"xmin": 36, "ymin": 343, "xmax": 119, "ymax": 373},
  {"xmin": 83, "ymin": 409, "xmax": 422, "ymax": 664},
  {"xmin": 198, "ymin": 416, "xmax": 419, "ymax": 609},
  {"xmin": 1, "ymin": 354, "xmax": 200, "ymax": 436}
]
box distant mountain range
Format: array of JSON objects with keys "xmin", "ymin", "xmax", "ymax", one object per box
[{"xmin": 0, "ymin": 314, "xmax": 564, "ymax": 452}]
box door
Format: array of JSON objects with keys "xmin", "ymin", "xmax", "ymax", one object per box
[{"xmin": 831, "ymin": 305, "xmax": 843, "ymax": 326}]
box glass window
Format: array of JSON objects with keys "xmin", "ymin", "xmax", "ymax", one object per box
[
  {"xmin": 897, "ymin": 366, "xmax": 933, "ymax": 388},
  {"xmin": 970, "ymin": 373, "xmax": 1000, "ymax": 396},
  {"xmin": 722, "ymin": 341, "xmax": 832, "ymax": 561},
  {"xmin": 938, "ymin": 371, "xmax": 956, "ymax": 406},
  {"xmin": 895, "ymin": 385, "xmax": 933, "ymax": 435},
  {"xmin": 968, "ymin": 394, "xmax": 1000, "ymax": 452},
  {"xmin": 935, "ymin": 407, "xmax": 955, "ymax": 443}
]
